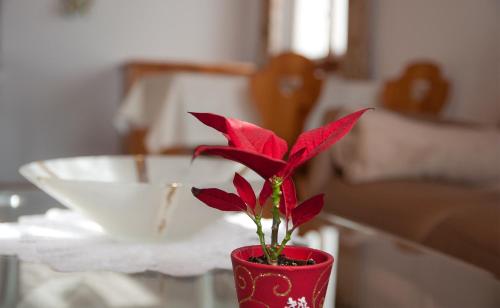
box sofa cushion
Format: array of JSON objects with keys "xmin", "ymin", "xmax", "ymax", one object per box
[
  {"xmin": 332, "ymin": 108, "xmax": 500, "ymax": 184},
  {"xmin": 323, "ymin": 177, "xmax": 500, "ymax": 275},
  {"xmin": 423, "ymin": 201, "xmax": 500, "ymax": 277}
]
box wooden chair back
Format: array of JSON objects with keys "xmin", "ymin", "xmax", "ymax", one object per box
[
  {"xmin": 249, "ymin": 52, "xmax": 324, "ymax": 146},
  {"xmin": 381, "ymin": 62, "xmax": 449, "ymax": 115}
]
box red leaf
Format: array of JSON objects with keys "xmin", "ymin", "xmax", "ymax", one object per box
[
  {"xmin": 193, "ymin": 145, "xmax": 287, "ymax": 179},
  {"xmin": 291, "ymin": 194, "xmax": 324, "ymax": 228},
  {"xmin": 192, "ymin": 187, "xmax": 247, "ymax": 212},
  {"xmin": 279, "ymin": 178, "xmax": 297, "ymax": 219},
  {"xmin": 286, "ymin": 108, "xmax": 371, "ymax": 175},
  {"xmin": 190, "ymin": 112, "xmax": 288, "ymax": 159},
  {"xmin": 278, "ymin": 148, "xmax": 305, "ymax": 178},
  {"xmin": 189, "ymin": 112, "xmax": 229, "ymax": 135},
  {"xmin": 233, "ymin": 173, "xmax": 256, "ymax": 211},
  {"xmin": 260, "ymin": 133, "xmax": 289, "ymax": 159},
  {"xmin": 258, "ymin": 180, "xmax": 272, "ymax": 206}
]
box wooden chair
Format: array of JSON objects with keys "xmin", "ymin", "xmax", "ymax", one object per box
[
  {"xmin": 249, "ymin": 52, "xmax": 324, "ymax": 146},
  {"xmin": 381, "ymin": 62, "xmax": 449, "ymax": 115}
]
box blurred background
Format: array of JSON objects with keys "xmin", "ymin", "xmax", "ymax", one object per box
[
  {"xmin": 0, "ymin": 0, "xmax": 498, "ymax": 184},
  {"xmin": 0, "ymin": 1, "xmax": 499, "ymax": 307}
]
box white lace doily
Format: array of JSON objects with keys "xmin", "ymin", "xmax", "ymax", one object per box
[{"xmin": 0, "ymin": 209, "xmax": 278, "ymax": 276}]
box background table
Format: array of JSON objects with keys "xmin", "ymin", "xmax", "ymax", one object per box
[{"xmin": 115, "ymin": 73, "xmax": 379, "ymax": 153}]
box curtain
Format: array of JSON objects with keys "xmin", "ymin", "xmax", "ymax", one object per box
[
  {"xmin": 339, "ymin": 0, "xmax": 370, "ymax": 79},
  {"xmin": 261, "ymin": 0, "xmax": 371, "ymax": 79}
]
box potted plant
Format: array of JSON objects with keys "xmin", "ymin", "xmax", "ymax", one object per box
[{"xmin": 190, "ymin": 109, "xmax": 369, "ymax": 307}]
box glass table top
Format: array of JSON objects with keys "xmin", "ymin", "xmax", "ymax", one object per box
[{"xmin": 1, "ymin": 187, "xmax": 499, "ymax": 308}]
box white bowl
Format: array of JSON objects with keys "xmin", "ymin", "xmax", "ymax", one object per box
[{"xmin": 19, "ymin": 155, "xmax": 258, "ymax": 241}]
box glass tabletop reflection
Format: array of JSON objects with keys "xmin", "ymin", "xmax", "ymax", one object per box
[{"xmin": 1, "ymin": 187, "xmax": 499, "ymax": 308}]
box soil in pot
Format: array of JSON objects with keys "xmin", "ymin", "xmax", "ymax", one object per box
[{"xmin": 248, "ymin": 254, "xmax": 316, "ymax": 266}]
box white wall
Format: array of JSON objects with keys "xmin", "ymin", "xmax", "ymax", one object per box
[
  {"xmin": 0, "ymin": 0, "xmax": 261, "ymax": 182},
  {"xmin": 372, "ymin": 0, "xmax": 500, "ymax": 123}
]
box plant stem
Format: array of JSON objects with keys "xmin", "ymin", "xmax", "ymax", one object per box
[
  {"xmin": 255, "ymin": 216, "xmax": 271, "ymax": 264},
  {"xmin": 270, "ymin": 176, "xmax": 283, "ymax": 264},
  {"xmin": 275, "ymin": 230, "xmax": 293, "ymax": 256}
]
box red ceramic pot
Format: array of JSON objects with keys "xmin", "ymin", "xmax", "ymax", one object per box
[{"xmin": 231, "ymin": 245, "xmax": 334, "ymax": 308}]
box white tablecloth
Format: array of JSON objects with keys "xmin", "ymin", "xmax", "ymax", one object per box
[
  {"xmin": 0, "ymin": 209, "xmax": 279, "ymax": 277},
  {"xmin": 115, "ymin": 73, "xmax": 259, "ymax": 153},
  {"xmin": 114, "ymin": 72, "xmax": 379, "ymax": 153}
]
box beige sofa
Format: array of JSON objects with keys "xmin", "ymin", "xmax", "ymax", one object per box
[{"xmin": 307, "ymin": 109, "xmax": 500, "ymax": 277}]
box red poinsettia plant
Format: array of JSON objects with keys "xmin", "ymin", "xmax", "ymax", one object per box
[{"xmin": 191, "ymin": 109, "xmax": 369, "ymax": 265}]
